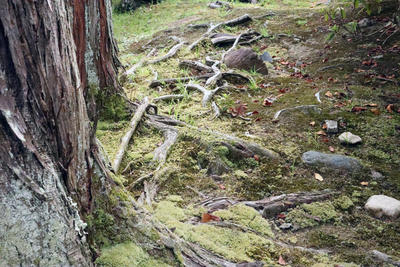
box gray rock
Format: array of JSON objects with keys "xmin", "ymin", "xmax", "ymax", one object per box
[
  {"xmin": 207, "ymin": 159, "xmax": 230, "ymax": 176},
  {"xmin": 302, "ymin": 151, "xmax": 362, "ymax": 172},
  {"xmin": 339, "ymin": 132, "xmax": 362, "ymax": 145},
  {"xmin": 371, "ymin": 170, "xmax": 384, "ymax": 179},
  {"xmin": 358, "ymin": 18, "xmax": 376, "ymax": 28},
  {"xmin": 325, "ymin": 120, "xmax": 338, "ymax": 133},
  {"xmin": 261, "ymin": 51, "xmax": 273, "ymax": 63},
  {"xmin": 365, "ymin": 195, "xmax": 400, "ymax": 219},
  {"xmin": 279, "ymin": 223, "xmax": 292, "ymax": 230},
  {"xmin": 223, "ymin": 48, "xmax": 268, "ymax": 75}
]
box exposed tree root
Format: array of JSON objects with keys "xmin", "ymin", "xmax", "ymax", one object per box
[
  {"xmin": 125, "ymin": 48, "xmax": 156, "ymax": 76},
  {"xmin": 149, "ymin": 74, "xmax": 213, "ymax": 88},
  {"xmin": 153, "ymin": 94, "xmax": 185, "ymax": 102},
  {"xmin": 198, "ymin": 190, "xmax": 336, "ymax": 218},
  {"xmin": 188, "ymin": 14, "xmax": 252, "ymax": 50},
  {"xmin": 148, "ymin": 36, "xmax": 186, "ymax": 64},
  {"xmin": 112, "ymin": 97, "xmax": 150, "ymax": 172},
  {"xmin": 179, "ymin": 60, "xmax": 214, "ymax": 73}
]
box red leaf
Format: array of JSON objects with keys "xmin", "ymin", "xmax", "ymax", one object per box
[
  {"xmin": 201, "ymin": 213, "xmax": 221, "ymax": 223},
  {"xmin": 277, "ymin": 213, "xmax": 286, "ymax": 219},
  {"xmin": 254, "ymin": 155, "xmax": 260, "ymax": 161},
  {"xmin": 263, "ymin": 99, "xmax": 273, "ymax": 106},
  {"xmin": 351, "ymin": 106, "xmax": 367, "ymax": 113},
  {"xmin": 329, "ymin": 146, "xmax": 335, "ymax": 152}
]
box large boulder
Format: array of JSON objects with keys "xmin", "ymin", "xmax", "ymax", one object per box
[
  {"xmin": 302, "ymin": 151, "xmax": 362, "ymax": 172},
  {"xmin": 223, "ymin": 48, "xmax": 268, "ymax": 75},
  {"xmin": 365, "ymin": 195, "xmax": 400, "ymax": 219}
]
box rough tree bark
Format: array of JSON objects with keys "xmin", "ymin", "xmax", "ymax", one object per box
[{"xmin": 0, "ymin": 0, "xmax": 118, "ymax": 265}]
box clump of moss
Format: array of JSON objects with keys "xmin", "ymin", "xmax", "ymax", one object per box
[
  {"xmin": 154, "ymin": 200, "xmax": 276, "ymax": 263},
  {"xmin": 86, "ymin": 209, "xmax": 116, "ymax": 247},
  {"xmin": 95, "ymin": 242, "xmax": 170, "ymax": 267},
  {"xmin": 333, "ymin": 196, "xmax": 354, "ymax": 211},
  {"xmin": 286, "ymin": 201, "xmax": 338, "ymax": 229},
  {"xmin": 214, "ymin": 204, "xmax": 274, "ymax": 237}
]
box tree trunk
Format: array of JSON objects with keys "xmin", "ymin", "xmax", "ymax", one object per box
[{"xmin": 0, "ymin": 0, "xmax": 118, "ymax": 265}]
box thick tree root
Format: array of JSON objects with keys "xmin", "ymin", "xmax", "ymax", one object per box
[
  {"xmin": 153, "ymin": 94, "xmax": 184, "ymax": 103},
  {"xmin": 179, "ymin": 60, "xmax": 214, "ymax": 73},
  {"xmin": 188, "ymin": 14, "xmax": 252, "ymax": 50},
  {"xmin": 148, "ymin": 36, "xmax": 186, "ymax": 64},
  {"xmin": 112, "ymin": 97, "xmax": 150, "ymax": 172},
  {"xmin": 149, "ymin": 74, "xmax": 213, "ymax": 88}
]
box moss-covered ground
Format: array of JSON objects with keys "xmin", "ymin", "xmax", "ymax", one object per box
[{"xmin": 95, "ymin": 0, "xmax": 400, "ymax": 265}]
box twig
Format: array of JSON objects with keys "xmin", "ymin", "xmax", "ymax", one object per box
[
  {"xmin": 149, "ymin": 74, "xmax": 213, "ymax": 88},
  {"xmin": 125, "ymin": 48, "xmax": 156, "ymax": 76},
  {"xmin": 112, "ymin": 97, "xmax": 150, "ymax": 172}
]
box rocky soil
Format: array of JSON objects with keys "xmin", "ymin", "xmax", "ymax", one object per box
[{"xmin": 95, "ymin": 0, "xmax": 400, "ymax": 266}]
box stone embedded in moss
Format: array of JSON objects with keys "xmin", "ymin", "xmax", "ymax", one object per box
[{"xmin": 95, "ymin": 242, "xmax": 171, "ymax": 267}]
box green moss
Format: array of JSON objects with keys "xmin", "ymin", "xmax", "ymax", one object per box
[
  {"xmin": 154, "ymin": 200, "xmax": 276, "ymax": 263},
  {"xmin": 165, "ymin": 195, "xmax": 184, "ymax": 203},
  {"xmin": 334, "ymin": 196, "xmax": 354, "ymax": 211},
  {"xmin": 87, "ymin": 209, "xmax": 116, "ymax": 247},
  {"xmin": 287, "ymin": 201, "xmax": 338, "ymax": 229},
  {"xmin": 214, "ymin": 204, "xmax": 274, "ymax": 237},
  {"xmin": 234, "ymin": 170, "xmax": 248, "ymax": 179},
  {"xmin": 96, "ymin": 242, "xmax": 171, "ymax": 267}
]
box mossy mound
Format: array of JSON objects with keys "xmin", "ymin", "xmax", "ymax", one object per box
[
  {"xmin": 286, "ymin": 201, "xmax": 339, "ymax": 229},
  {"xmin": 154, "ymin": 199, "xmax": 276, "ymax": 263},
  {"xmin": 96, "ymin": 242, "xmax": 171, "ymax": 267}
]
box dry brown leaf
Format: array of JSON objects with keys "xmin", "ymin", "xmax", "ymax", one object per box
[
  {"xmin": 370, "ymin": 108, "xmax": 380, "ymax": 115},
  {"xmin": 365, "ymin": 103, "xmax": 378, "ymax": 107},
  {"xmin": 386, "ymin": 104, "xmax": 394, "ymax": 113},
  {"xmin": 310, "ymin": 121, "xmax": 316, "ymax": 126},
  {"xmin": 201, "ymin": 213, "xmax": 221, "ymax": 223},
  {"xmin": 317, "ymin": 130, "xmax": 326, "ymax": 136},
  {"xmin": 360, "ymin": 181, "xmax": 369, "ymax": 186},
  {"xmin": 329, "ymin": 146, "xmax": 335, "ymax": 152},
  {"xmin": 322, "ymin": 123, "xmax": 327, "ymax": 129},
  {"xmin": 314, "ymin": 173, "xmax": 324, "ymax": 181},
  {"xmin": 325, "ymin": 91, "xmax": 333, "ymax": 98}
]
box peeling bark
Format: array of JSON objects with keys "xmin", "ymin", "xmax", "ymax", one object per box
[{"xmin": 0, "ymin": 0, "xmax": 119, "ymax": 265}]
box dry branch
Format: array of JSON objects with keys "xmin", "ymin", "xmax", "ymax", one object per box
[{"xmin": 112, "ymin": 97, "xmax": 150, "ymax": 172}]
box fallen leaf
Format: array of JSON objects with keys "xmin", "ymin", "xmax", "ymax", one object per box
[
  {"xmin": 201, "ymin": 213, "xmax": 221, "ymax": 223},
  {"xmin": 325, "ymin": 91, "xmax": 333, "ymax": 98},
  {"xmin": 277, "ymin": 213, "xmax": 286, "ymax": 219},
  {"xmin": 254, "ymin": 155, "xmax": 260, "ymax": 161},
  {"xmin": 322, "ymin": 123, "xmax": 327, "ymax": 129},
  {"xmin": 370, "ymin": 108, "xmax": 380, "ymax": 115},
  {"xmin": 351, "ymin": 106, "xmax": 367, "ymax": 113},
  {"xmin": 278, "ymin": 255, "xmax": 287, "ymax": 265},
  {"xmin": 317, "ymin": 130, "xmax": 326, "ymax": 136},
  {"xmin": 218, "ymin": 184, "xmax": 226, "ymax": 190},
  {"xmin": 263, "ymin": 99, "xmax": 273, "ymax": 106},
  {"xmin": 329, "ymin": 146, "xmax": 335, "ymax": 152},
  {"xmin": 360, "ymin": 181, "xmax": 369, "ymax": 186},
  {"xmin": 314, "ymin": 173, "xmax": 324, "ymax": 181},
  {"xmin": 365, "ymin": 103, "xmax": 378, "ymax": 107},
  {"xmin": 310, "ymin": 121, "xmax": 316, "ymax": 126},
  {"xmin": 386, "ymin": 104, "xmax": 394, "ymax": 113}
]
